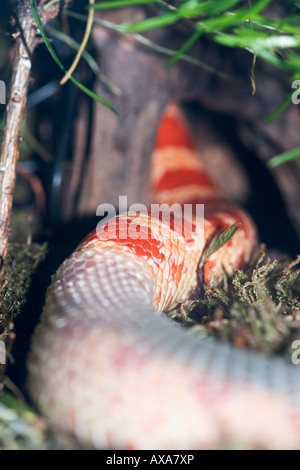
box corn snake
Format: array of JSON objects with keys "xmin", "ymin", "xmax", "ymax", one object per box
[{"xmin": 27, "ymin": 104, "xmax": 300, "ymax": 449}]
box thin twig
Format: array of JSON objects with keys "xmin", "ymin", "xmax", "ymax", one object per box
[{"xmin": 0, "ymin": 3, "xmax": 37, "ymax": 275}]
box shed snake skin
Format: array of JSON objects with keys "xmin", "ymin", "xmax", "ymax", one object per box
[{"xmin": 27, "ymin": 104, "xmax": 300, "ymax": 449}]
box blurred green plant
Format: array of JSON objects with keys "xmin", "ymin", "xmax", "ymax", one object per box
[{"xmin": 37, "ymin": 0, "xmax": 300, "ymax": 165}]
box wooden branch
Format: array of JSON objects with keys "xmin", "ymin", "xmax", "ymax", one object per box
[
  {"xmin": 0, "ymin": 3, "xmax": 37, "ymax": 271},
  {"xmin": 0, "ymin": 0, "xmax": 70, "ymax": 265}
]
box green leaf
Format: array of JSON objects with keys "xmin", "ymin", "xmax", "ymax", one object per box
[
  {"xmin": 165, "ymin": 28, "xmax": 202, "ymax": 68},
  {"xmin": 121, "ymin": 0, "xmax": 274, "ymax": 33},
  {"xmin": 265, "ymin": 93, "xmax": 292, "ymax": 123},
  {"xmin": 121, "ymin": 0, "xmax": 238, "ymax": 33},
  {"xmin": 209, "ymin": 0, "xmax": 243, "ymax": 15},
  {"xmin": 196, "ymin": 13, "xmax": 246, "ymax": 34},
  {"xmin": 176, "ymin": 0, "xmax": 214, "ymax": 17},
  {"xmin": 179, "ymin": 0, "xmax": 241, "ymax": 17},
  {"xmin": 213, "ymin": 32, "xmax": 300, "ymax": 72},
  {"xmin": 92, "ymin": 0, "xmax": 156, "ymax": 9},
  {"xmin": 268, "ymin": 146, "xmax": 300, "ymax": 168},
  {"xmin": 214, "ymin": 33, "xmax": 300, "ymax": 51},
  {"xmin": 252, "ymin": 14, "xmax": 300, "ymax": 36},
  {"xmin": 202, "ymin": 224, "xmax": 239, "ymax": 264},
  {"xmin": 245, "ymin": 0, "xmax": 273, "ymax": 16},
  {"xmin": 121, "ymin": 11, "xmax": 181, "ymax": 32},
  {"xmin": 0, "ymin": 394, "xmax": 37, "ymax": 420}
]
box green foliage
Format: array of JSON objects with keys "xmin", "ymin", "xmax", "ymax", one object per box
[
  {"xmin": 0, "ymin": 392, "xmax": 82, "ymax": 449},
  {"xmin": 37, "ymin": 1, "xmax": 300, "ymax": 163},
  {"xmin": 0, "ymin": 393, "xmax": 47, "ymax": 450},
  {"xmin": 89, "ymin": 1, "xmax": 300, "ymax": 164},
  {"xmin": 118, "ymin": 0, "xmax": 300, "ymax": 93}
]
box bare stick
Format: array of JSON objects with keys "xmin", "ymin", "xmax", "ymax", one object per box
[{"xmin": 0, "ymin": 3, "xmax": 37, "ymax": 271}]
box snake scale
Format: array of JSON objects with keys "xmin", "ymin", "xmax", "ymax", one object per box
[{"xmin": 27, "ymin": 104, "xmax": 300, "ymax": 449}]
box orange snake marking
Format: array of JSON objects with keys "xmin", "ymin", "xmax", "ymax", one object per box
[
  {"xmin": 154, "ymin": 105, "xmax": 197, "ymax": 151},
  {"xmin": 27, "ymin": 103, "xmax": 300, "ymax": 450}
]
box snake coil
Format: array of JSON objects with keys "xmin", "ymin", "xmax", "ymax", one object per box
[{"xmin": 27, "ymin": 104, "xmax": 300, "ymax": 449}]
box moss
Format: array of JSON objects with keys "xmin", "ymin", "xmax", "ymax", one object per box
[
  {"xmin": 0, "ymin": 242, "xmax": 47, "ymax": 380},
  {"xmin": 168, "ymin": 246, "xmax": 300, "ymax": 358},
  {"xmin": 0, "ymin": 242, "xmax": 48, "ymax": 329},
  {"xmin": 0, "ymin": 241, "xmax": 48, "ymax": 410},
  {"xmin": 0, "ymin": 243, "xmax": 47, "ymax": 449},
  {"xmin": 0, "ymin": 242, "xmax": 84, "ymax": 449}
]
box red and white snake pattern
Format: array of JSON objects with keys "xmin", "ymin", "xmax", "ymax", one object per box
[{"xmin": 27, "ymin": 104, "xmax": 300, "ymax": 449}]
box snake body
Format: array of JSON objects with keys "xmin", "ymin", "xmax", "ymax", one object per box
[{"xmin": 27, "ymin": 104, "xmax": 300, "ymax": 449}]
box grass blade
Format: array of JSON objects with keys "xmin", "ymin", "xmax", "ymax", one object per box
[
  {"xmin": 29, "ymin": 0, "xmax": 119, "ymax": 114},
  {"xmin": 268, "ymin": 146, "xmax": 300, "ymax": 168},
  {"xmin": 61, "ymin": 0, "xmax": 95, "ymax": 85},
  {"xmin": 121, "ymin": 11, "xmax": 180, "ymax": 32},
  {"xmin": 202, "ymin": 224, "xmax": 239, "ymax": 264},
  {"xmin": 46, "ymin": 25, "xmax": 121, "ymax": 95},
  {"xmin": 265, "ymin": 93, "xmax": 292, "ymax": 123},
  {"xmin": 165, "ymin": 28, "xmax": 202, "ymax": 68},
  {"xmin": 92, "ymin": 0, "xmax": 157, "ymax": 8}
]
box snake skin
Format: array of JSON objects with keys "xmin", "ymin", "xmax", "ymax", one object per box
[{"xmin": 27, "ymin": 104, "xmax": 300, "ymax": 449}]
